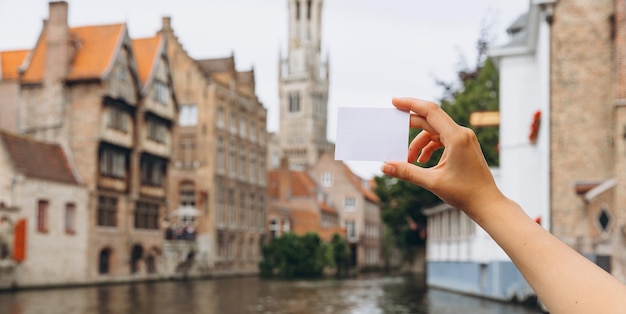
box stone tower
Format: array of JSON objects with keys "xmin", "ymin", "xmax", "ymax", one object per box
[{"xmin": 278, "ymin": 0, "xmax": 330, "ymax": 169}]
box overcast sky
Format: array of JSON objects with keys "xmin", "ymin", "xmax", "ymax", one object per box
[{"xmin": 0, "ymin": 0, "xmax": 528, "ymax": 178}]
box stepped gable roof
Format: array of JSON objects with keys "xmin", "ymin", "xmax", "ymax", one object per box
[
  {"xmin": 0, "ymin": 50, "xmax": 29, "ymax": 80},
  {"xmin": 196, "ymin": 56, "xmax": 234, "ymax": 77},
  {"xmin": 132, "ymin": 34, "xmax": 163, "ymax": 87},
  {"xmin": 341, "ymin": 163, "xmax": 380, "ymax": 203},
  {"xmin": 21, "ymin": 23, "xmax": 125, "ymax": 83},
  {"xmin": 0, "ymin": 131, "xmax": 78, "ymax": 185}
]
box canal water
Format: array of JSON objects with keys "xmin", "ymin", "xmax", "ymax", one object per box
[{"xmin": 0, "ymin": 275, "xmax": 543, "ymax": 314}]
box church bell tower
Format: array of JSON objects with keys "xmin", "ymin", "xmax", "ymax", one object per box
[{"xmin": 278, "ymin": 0, "xmax": 330, "ymax": 169}]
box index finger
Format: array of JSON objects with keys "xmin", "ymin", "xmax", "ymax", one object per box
[{"xmin": 392, "ymin": 97, "xmax": 458, "ymax": 137}]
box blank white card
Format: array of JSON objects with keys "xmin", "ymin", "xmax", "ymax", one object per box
[{"xmin": 334, "ymin": 107, "xmax": 409, "ymax": 161}]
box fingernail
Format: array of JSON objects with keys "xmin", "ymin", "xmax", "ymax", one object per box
[{"xmin": 381, "ymin": 163, "xmax": 396, "ymax": 176}]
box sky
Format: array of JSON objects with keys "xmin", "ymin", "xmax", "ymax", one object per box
[{"xmin": 0, "ymin": 0, "xmax": 529, "ymax": 178}]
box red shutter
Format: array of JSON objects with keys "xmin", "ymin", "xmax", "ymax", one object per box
[{"xmin": 13, "ymin": 218, "xmax": 27, "ymax": 262}]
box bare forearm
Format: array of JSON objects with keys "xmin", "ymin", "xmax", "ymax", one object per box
[{"xmin": 474, "ymin": 198, "xmax": 626, "ymax": 313}]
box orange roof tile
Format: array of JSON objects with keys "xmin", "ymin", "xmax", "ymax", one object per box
[
  {"xmin": 0, "ymin": 131, "xmax": 78, "ymax": 184},
  {"xmin": 132, "ymin": 34, "xmax": 162, "ymax": 86},
  {"xmin": 318, "ymin": 201, "xmax": 337, "ymax": 215},
  {"xmin": 22, "ymin": 23, "xmax": 124, "ymax": 83},
  {"xmin": 0, "ymin": 50, "xmax": 29, "ymax": 80}
]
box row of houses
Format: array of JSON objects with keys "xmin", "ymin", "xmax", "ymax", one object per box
[
  {"xmin": 0, "ymin": 0, "xmax": 388, "ymax": 289},
  {"xmin": 424, "ymin": 0, "xmax": 626, "ymax": 304}
]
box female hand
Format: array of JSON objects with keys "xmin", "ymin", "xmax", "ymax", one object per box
[{"xmin": 381, "ymin": 97, "xmax": 505, "ymax": 219}]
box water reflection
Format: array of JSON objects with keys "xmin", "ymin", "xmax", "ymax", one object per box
[{"xmin": 0, "ymin": 275, "xmax": 542, "ymax": 314}]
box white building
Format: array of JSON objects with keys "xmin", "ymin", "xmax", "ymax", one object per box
[
  {"xmin": 0, "ymin": 131, "xmax": 89, "ymax": 288},
  {"xmin": 424, "ymin": 0, "xmax": 554, "ymax": 302}
]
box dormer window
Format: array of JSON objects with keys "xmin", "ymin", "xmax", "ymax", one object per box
[
  {"xmin": 107, "ymin": 107, "xmax": 128, "ymax": 132},
  {"xmin": 153, "ymin": 80, "xmax": 169, "ymax": 104}
]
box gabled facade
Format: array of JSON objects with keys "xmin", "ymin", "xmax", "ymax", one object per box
[
  {"xmin": 163, "ymin": 17, "xmax": 268, "ymax": 276},
  {"xmin": 266, "ymin": 158, "xmax": 343, "ymax": 242},
  {"xmin": 0, "ymin": 131, "xmax": 88, "ymax": 288},
  {"xmin": 307, "ymin": 152, "xmax": 382, "ymax": 268},
  {"xmin": 0, "ymin": 1, "xmax": 179, "ymax": 282}
]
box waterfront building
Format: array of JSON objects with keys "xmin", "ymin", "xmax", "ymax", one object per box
[
  {"xmin": 0, "ymin": 131, "xmax": 89, "ymax": 288},
  {"xmin": 266, "ymin": 157, "xmax": 343, "ymax": 242},
  {"xmin": 277, "ymin": 0, "xmax": 331, "ymax": 169},
  {"xmin": 307, "ymin": 152, "xmax": 383, "ymax": 268},
  {"xmin": 0, "ymin": 1, "xmax": 179, "ymax": 285},
  {"xmin": 162, "ymin": 17, "xmax": 268, "ymax": 276}
]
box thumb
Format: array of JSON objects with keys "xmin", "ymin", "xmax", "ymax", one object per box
[{"xmin": 382, "ymin": 162, "xmax": 434, "ymax": 189}]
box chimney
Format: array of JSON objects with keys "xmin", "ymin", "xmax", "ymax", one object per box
[
  {"xmin": 45, "ymin": 1, "xmax": 70, "ymax": 84},
  {"xmin": 162, "ymin": 16, "xmax": 172, "ymax": 31},
  {"xmin": 278, "ymin": 157, "xmax": 291, "ymax": 201}
]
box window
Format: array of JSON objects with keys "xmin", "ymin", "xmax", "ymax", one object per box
[
  {"xmin": 239, "ymin": 116, "xmax": 246, "ymax": 137},
  {"xmin": 97, "ymin": 196, "xmax": 117, "ymax": 227},
  {"xmin": 229, "ymin": 141, "xmax": 236, "ymax": 176},
  {"xmin": 135, "ymin": 201, "xmax": 159, "ymax": 230},
  {"xmin": 258, "ymin": 156, "xmax": 265, "ymax": 185},
  {"xmin": 321, "ymin": 172, "xmax": 332, "ymax": 186},
  {"xmin": 250, "ymin": 121, "xmax": 256, "ymax": 142},
  {"xmin": 239, "ymin": 191, "xmax": 246, "ymax": 227},
  {"xmin": 37, "ymin": 200, "xmax": 48, "ymax": 233},
  {"xmin": 153, "ymin": 80, "xmax": 169, "ymax": 104},
  {"xmin": 344, "ymin": 197, "xmax": 356, "ymax": 210},
  {"xmin": 598, "ymin": 208, "xmax": 612, "ymax": 233},
  {"xmin": 307, "ymin": 0, "xmax": 312, "ymax": 19},
  {"xmin": 107, "ymin": 107, "xmax": 128, "ymax": 132},
  {"xmin": 230, "ymin": 112, "xmax": 237, "ymax": 134},
  {"xmin": 239, "ymin": 145, "xmax": 247, "ymax": 179},
  {"xmin": 140, "ymin": 156, "xmax": 165, "ymax": 186},
  {"xmin": 100, "ymin": 147, "xmax": 126, "ymax": 179},
  {"xmin": 249, "ymin": 152, "xmax": 256, "ymax": 184},
  {"xmin": 217, "ymin": 137, "xmax": 224, "ymax": 174},
  {"xmin": 346, "ymin": 220, "xmax": 356, "ymax": 239},
  {"xmin": 249, "ymin": 194, "xmax": 255, "ymax": 228},
  {"xmin": 180, "ymin": 182, "xmax": 195, "ymax": 207},
  {"xmin": 270, "ymin": 218, "xmax": 279, "ymax": 239},
  {"xmin": 147, "ymin": 119, "xmax": 167, "ymax": 143},
  {"xmin": 288, "ymin": 92, "xmax": 301, "ymax": 112},
  {"xmin": 217, "ymin": 186, "xmax": 225, "ymax": 227},
  {"xmin": 179, "ymin": 104, "xmax": 198, "ymax": 126},
  {"xmin": 178, "ymin": 134, "xmax": 196, "ymax": 169},
  {"xmin": 65, "ymin": 203, "xmax": 76, "ymax": 234},
  {"xmin": 217, "ymin": 107, "xmax": 225, "ymax": 129},
  {"xmin": 228, "ymin": 189, "xmax": 235, "ymax": 226},
  {"xmin": 295, "ymin": 0, "xmax": 300, "ymax": 20}
]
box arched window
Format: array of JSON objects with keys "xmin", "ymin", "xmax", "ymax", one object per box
[{"xmin": 99, "ymin": 248, "xmax": 112, "ymax": 274}]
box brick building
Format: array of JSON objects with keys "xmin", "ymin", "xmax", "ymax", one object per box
[
  {"xmin": 307, "ymin": 152, "xmax": 382, "ymax": 268},
  {"xmin": 0, "ymin": 1, "xmax": 179, "ymax": 282},
  {"xmin": 266, "ymin": 158, "xmax": 343, "ymax": 242},
  {"xmin": 162, "ymin": 17, "xmax": 268, "ymax": 276}
]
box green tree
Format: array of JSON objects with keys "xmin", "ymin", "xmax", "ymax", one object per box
[
  {"xmin": 375, "ymin": 31, "xmax": 499, "ymax": 261},
  {"xmin": 259, "ymin": 232, "xmax": 333, "ymax": 278},
  {"xmin": 330, "ymin": 233, "xmax": 350, "ymax": 277}
]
